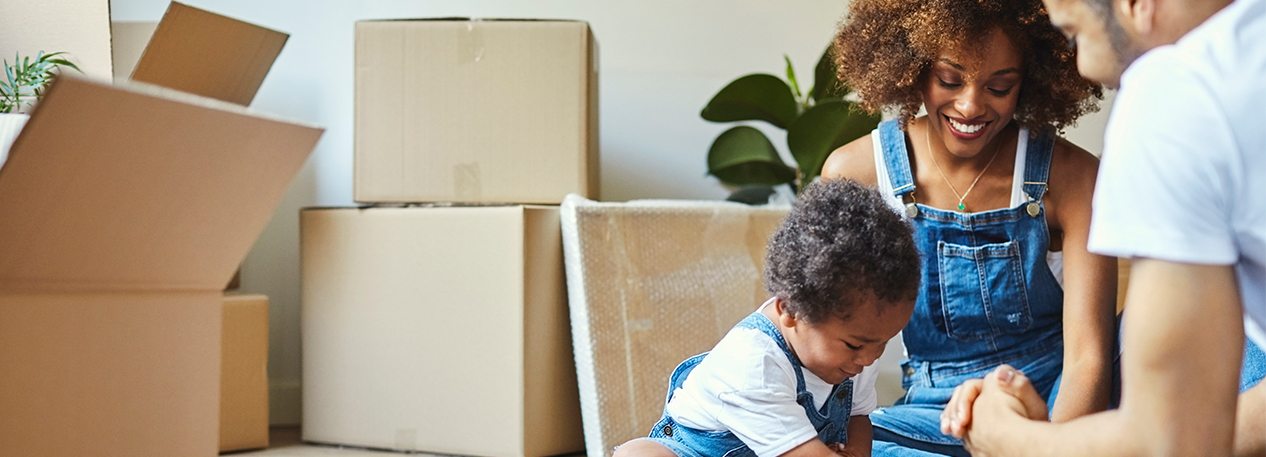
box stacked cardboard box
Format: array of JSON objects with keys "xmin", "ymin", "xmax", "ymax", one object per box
[
  {"xmin": 0, "ymin": 76, "xmax": 321, "ymax": 456},
  {"xmin": 221, "ymin": 294, "xmax": 271, "ymax": 452},
  {"xmin": 118, "ymin": 3, "xmax": 290, "ymax": 452},
  {"xmin": 302, "ymin": 18, "xmax": 598, "ymax": 457}
]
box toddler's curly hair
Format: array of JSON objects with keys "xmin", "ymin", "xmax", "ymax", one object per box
[
  {"xmin": 833, "ymin": 0, "xmax": 1102, "ymax": 132},
  {"xmin": 765, "ymin": 180, "xmax": 920, "ymax": 323}
]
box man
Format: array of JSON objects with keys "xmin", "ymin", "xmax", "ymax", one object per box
[{"xmin": 937, "ymin": 0, "xmax": 1266, "ymax": 456}]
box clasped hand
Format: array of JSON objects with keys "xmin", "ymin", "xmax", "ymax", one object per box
[{"xmin": 939, "ymin": 365, "xmax": 1049, "ymax": 456}]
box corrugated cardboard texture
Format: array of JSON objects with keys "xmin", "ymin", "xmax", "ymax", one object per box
[
  {"xmin": 0, "ymin": 76, "xmax": 321, "ymax": 457},
  {"xmin": 221, "ymin": 294, "xmax": 270, "ymax": 452},
  {"xmin": 111, "ymin": 21, "xmax": 159, "ymax": 80},
  {"xmin": 0, "ymin": 76, "xmax": 322, "ymax": 292},
  {"xmin": 302, "ymin": 206, "xmax": 583, "ymax": 457},
  {"xmin": 354, "ymin": 20, "xmax": 599, "ymax": 204},
  {"xmin": 131, "ymin": 2, "xmax": 288, "ymax": 106},
  {"xmin": 560, "ymin": 195, "xmax": 790, "ymax": 457},
  {"xmin": 0, "ymin": 292, "xmax": 219, "ymax": 457}
]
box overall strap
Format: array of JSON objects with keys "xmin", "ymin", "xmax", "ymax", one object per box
[
  {"xmin": 878, "ymin": 119, "xmax": 916, "ymax": 201},
  {"xmin": 736, "ymin": 311, "xmax": 807, "ymax": 393},
  {"xmin": 1022, "ymin": 129, "xmax": 1056, "ymax": 204}
]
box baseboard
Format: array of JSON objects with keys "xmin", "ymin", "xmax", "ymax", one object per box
[{"xmin": 269, "ymin": 379, "xmax": 302, "ymax": 426}]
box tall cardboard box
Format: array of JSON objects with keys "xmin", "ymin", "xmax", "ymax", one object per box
[
  {"xmin": 301, "ymin": 206, "xmax": 584, "ymax": 457},
  {"xmin": 0, "ymin": 76, "xmax": 321, "ymax": 457},
  {"xmin": 354, "ymin": 19, "xmax": 599, "ymax": 204},
  {"xmin": 221, "ymin": 294, "xmax": 270, "ymax": 452}
]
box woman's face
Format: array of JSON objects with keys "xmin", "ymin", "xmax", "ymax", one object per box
[{"xmin": 921, "ymin": 28, "xmax": 1023, "ymax": 159}]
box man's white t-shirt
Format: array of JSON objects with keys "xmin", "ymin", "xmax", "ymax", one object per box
[
  {"xmin": 664, "ymin": 299, "xmax": 880, "ymax": 457},
  {"xmin": 1087, "ymin": 0, "xmax": 1266, "ymax": 348}
]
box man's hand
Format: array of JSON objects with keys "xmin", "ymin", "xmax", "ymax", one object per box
[
  {"xmin": 941, "ymin": 365, "xmax": 1047, "ymax": 438},
  {"xmin": 958, "ymin": 366, "xmax": 1049, "ymax": 456}
]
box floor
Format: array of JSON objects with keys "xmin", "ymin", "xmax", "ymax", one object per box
[{"xmin": 228, "ymin": 427, "xmax": 431, "ymax": 456}]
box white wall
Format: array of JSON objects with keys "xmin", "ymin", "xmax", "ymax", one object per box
[
  {"xmin": 1, "ymin": 0, "xmax": 112, "ymax": 82},
  {"xmin": 108, "ymin": 0, "xmax": 1115, "ymax": 425}
]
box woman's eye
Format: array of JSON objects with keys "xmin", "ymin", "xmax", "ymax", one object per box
[
  {"xmin": 988, "ymin": 87, "xmax": 1014, "ymax": 97},
  {"xmin": 845, "ymin": 342, "xmax": 862, "ymax": 350},
  {"xmin": 937, "ymin": 78, "xmax": 962, "ymax": 89}
]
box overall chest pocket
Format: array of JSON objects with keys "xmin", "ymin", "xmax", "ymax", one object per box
[{"xmin": 937, "ymin": 240, "xmax": 1033, "ymax": 339}]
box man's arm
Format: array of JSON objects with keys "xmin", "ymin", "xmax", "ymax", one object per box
[
  {"xmin": 959, "ymin": 259, "xmax": 1245, "ymax": 457},
  {"xmin": 1236, "ymin": 382, "xmax": 1265, "ymax": 457}
]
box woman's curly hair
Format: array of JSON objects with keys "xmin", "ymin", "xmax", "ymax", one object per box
[
  {"xmin": 765, "ymin": 179, "xmax": 920, "ymax": 323},
  {"xmin": 833, "ymin": 0, "xmax": 1102, "ymax": 132}
]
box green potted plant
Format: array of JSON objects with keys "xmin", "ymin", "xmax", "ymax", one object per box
[
  {"xmin": 702, "ymin": 45, "xmax": 880, "ymax": 204},
  {"xmin": 0, "ymin": 51, "xmax": 80, "ymax": 162}
]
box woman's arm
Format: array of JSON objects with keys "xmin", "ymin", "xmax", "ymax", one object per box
[
  {"xmin": 819, "ymin": 135, "xmax": 878, "ymax": 186},
  {"xmin": 1045, "ymin": 140, "xmax": 1117, "ymax": 422}
]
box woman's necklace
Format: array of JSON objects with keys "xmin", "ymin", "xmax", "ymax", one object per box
[{"xmin": 925, "ymin": 119, "xmax": 1002, "ymax": 211}]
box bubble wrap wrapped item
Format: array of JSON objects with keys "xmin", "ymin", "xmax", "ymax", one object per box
[{"xmin": 560, "ymin": 195, "xmax": 790, "ymax": 457}]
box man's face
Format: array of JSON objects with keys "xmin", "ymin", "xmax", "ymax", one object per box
[{"xmin": 1043, "ymin": 0, "xmax": 1140, "ymax": 87}]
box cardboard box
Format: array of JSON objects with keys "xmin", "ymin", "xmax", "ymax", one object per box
[
  {"xmin": 221, "ymin": 294, "xmax": 270, "ymax": 452},
  {"xmin": 559, "ymin": 196, "xmax": 789, "ymax": 457},
  {"xmin": 301, "ymin": 206, "xmax": 584, "ymax": 457},
  {"xmin": 130, "ymin": 1, "xmax": 288, "ymax": 106},
  {"xmin": 354, "ymin": 19, "xmax": 599, "ymax": 204},
  {"xmin": 0, "ymin": 76, "xmax": 321, "ymax": 457},
  {"xmin": 110, "ymin": 21, "xmax": 159, "ymax": 80}
]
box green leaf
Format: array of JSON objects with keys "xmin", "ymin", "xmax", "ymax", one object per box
[
  {"xmin": 784, "ymin": 55, "xmax": 802, "ymax": 100},
  {"xmin": 812, "ymin": 44, "xmax": 850, "ymax": 102},
  {"xmin": 787, "ymin": 100, "xmax": 881, "ymax": 183},
  {"xmin": 707, "ymin": 126, "xmax": 796, "ymax": 186},
  {"xmin": 726, "ymin": 185, "xmax": 778, "ymax": 205},
  {"xmin": 701, "ymin": 74, "xmax": 798, "ymax": 129}
]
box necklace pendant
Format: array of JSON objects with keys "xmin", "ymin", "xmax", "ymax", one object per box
[{"xmin": 957, "ymin": 203, "xmax": 965, "ymax": 211}]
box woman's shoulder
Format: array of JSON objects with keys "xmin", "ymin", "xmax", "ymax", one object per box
[
  {"xmin": 820, "ymin": 132, "xmax": 879, "ymax": 186},
  {"xmin": 1047, "ymin": 136, "xmax": 1100, "ymax": 188}
]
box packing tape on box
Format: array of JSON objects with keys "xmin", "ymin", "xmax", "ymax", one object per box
[
  {"xmin": 560, "ymin": 194, "xmax": 790, "ymax": 457},
  {"xmin": 454, "ymin": 162, "xmax": 482, "ymax": 200},
  {"xmin": 459, "ymin": 18, "xmax": 485, "ymax": 64}
]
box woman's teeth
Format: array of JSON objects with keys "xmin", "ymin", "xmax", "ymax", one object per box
[{"xmin": 948, "ymin": 118, "xmax": 985, "ymax": 134}]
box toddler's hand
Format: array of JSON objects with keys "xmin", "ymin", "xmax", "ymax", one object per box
[{"xmin": 826, "ymin": 442, "xmax": 864, "ymax": 457}]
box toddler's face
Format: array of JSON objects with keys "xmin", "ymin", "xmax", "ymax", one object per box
[{"xmin": 787, "ymin": 298, "xmax": 914, "ymax": 385}]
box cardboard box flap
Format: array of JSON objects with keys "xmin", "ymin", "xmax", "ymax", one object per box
[
  {"xmin": 0, "ymin": 76, "xmax": 323, "ymax": 292},
  {"xmin": 363, "ymin": 17, "xmax": 587, "ymax": 23},
  {"xmin": 131, "ymin": 1, "xmax": 288, "ymax": 106}
]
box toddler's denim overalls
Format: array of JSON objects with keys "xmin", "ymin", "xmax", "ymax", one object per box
[
  {"xmin": 870, "ymin": 120, "xmax": 1066, "ymax": 457},
  {"xmin": 640, "ymin": 311, "xmax": 854, "ymax": 457}
]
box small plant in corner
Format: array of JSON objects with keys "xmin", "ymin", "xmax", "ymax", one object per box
[
  {"xmin": 0, "ymin": 52, "xmax": 82, "ymax": 113},
  {"xmin": 702, "ymin": 45, "xmax": 880, "ymax": 204}
]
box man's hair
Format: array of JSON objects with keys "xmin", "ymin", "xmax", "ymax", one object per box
[
  {"xmin": 764, "ymin": 179, "xmax": 920, "ymax": 324},
  {"xmin": 833, "ymin": 0, "xmax": 1103, "ymax": 132}
]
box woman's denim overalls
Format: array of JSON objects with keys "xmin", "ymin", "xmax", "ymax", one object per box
[
  {"xmin": 640, "ymin": 311, "xmax": 854, "ymax": 457},
  {"xmin": 870, "ymin": 120, "xmax": 1066, "ymax": 457}
]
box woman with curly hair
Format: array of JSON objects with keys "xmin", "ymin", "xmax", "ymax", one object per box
[{"xmin": 819, "ymin": 0, "xmax": 1116, "ymax": 455}]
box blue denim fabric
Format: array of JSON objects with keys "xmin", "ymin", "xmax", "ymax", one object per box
[
  {"xmin": 869, "ymin": 120, "xmax": 1066, "ymax": 456},
  {"xmin": 1242, "ymin": 338, "xmax": 1265, "ymax": 392},
  {"xmin": 638, "ymin": 311, "xmax": 855, "ymax": 457}
]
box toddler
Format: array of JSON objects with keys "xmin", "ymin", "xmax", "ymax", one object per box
[{"xmin": 614, "ymin": 179, "xmax": 920, "ymax": 457}]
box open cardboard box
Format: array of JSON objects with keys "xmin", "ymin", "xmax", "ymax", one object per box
[{"xmin": 0, "ymin": 68, "xmax": 320, "ymax": 457}]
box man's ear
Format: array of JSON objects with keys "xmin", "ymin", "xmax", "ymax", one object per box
[{"xmin": 1117, "ymin": 0, "xmax": 1156, "ymax": 37}]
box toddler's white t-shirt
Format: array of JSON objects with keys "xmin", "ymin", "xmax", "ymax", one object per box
[{"xmin": 664, "ymin": 299, "xmax": 880, "ymax": 457}]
